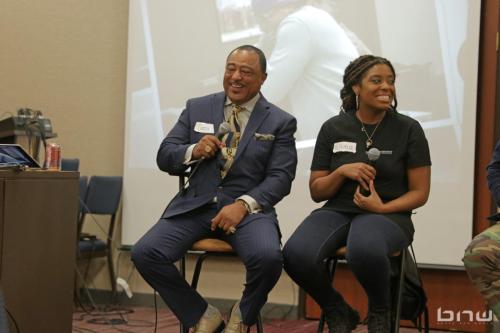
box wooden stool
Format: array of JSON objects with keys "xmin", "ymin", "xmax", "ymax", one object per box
[{"xmin": 179, "ymin": 238, "xmax": 264, "ymax": 333}]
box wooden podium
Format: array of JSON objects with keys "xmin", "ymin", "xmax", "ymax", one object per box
[{"xmin": 0, "ymin": 170, "xmax": 78, "ymax": 333}]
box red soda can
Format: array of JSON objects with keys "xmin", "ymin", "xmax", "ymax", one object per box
[{"xmin": 45, "ymin": 143, "xmax": 62, "ymax": 170}]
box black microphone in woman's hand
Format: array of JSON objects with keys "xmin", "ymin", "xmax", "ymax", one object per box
[
  {"xmin": 360, "ymin": 148, "xmax": 392, "ymax": 196},
  {"xmin": 360, "ymin": 148, "xmax": 381, "ymax": 196},
  {"xmin": 367, "ymin": 147, "xmax": 381, "ymax": 163}
]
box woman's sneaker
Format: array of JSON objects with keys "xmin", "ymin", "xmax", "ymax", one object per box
[
  {"xmin": 367, "ymin": 309, "xmax": 391, "ymax": 333},
  {"xmin": 324, "ymin": 301, "xmax": 360, "ymax": 333}
]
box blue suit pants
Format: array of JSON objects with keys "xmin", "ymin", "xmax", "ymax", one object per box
[{"xmin": 131, "ymin": 204, "xmax": 282, "ymax": 327}]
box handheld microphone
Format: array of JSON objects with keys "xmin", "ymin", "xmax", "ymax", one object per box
[
  {"xmin": 366, "ymin": 147, "xmax": 392, "ymax": 162},
  {"xmin": 216, "ymin": 122, "xmax": 231, "ymax": 140},
  {"xmin": 366, "ymin": 147, "xmax": 381, "ymax": 163},
  {"xmin": 360, "ymin": 148, "xmax": 392, "ymax": 196},
  {"xmin": 182, "ymin": 122, "xmax": 231, "ymax": 192}
]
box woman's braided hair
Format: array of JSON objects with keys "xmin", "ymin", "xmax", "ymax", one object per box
[{"xmin": 340, "ymin": 55, "xmax": 397, "ymax": 113}]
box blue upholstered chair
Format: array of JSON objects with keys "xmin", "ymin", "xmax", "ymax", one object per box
[
  {"xmin": 61, "ymin": 158, "xmax": 80, "ymax": 171},
  {"xmin": 78, "ymin": 176, "xmax": 122, "ymax": 293}
]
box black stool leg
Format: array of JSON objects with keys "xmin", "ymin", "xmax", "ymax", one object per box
[
  {"xmin": 423, "ymin": 306, "xmax": 430, "ymax": 333},
  {"xmin": 256, "ymin": 312, "xmax": 264, "ymax": 333},
  {"xmin": 191, "ymin": 253, "xmax": 209, "ymax": 289},
  {"xmin": 179, "ymin": 256, "xmax": 189, "ymax": 333},
  {"xmin": 180, "ymin": 251, "xmax": 267, "ymax": 333},
  {"xmin": 180, "ymin": 256, "xmax": 186, "ymax": 278},
  {"xmin": 317, "ymin": 257, "xmax": 338, "ymax": 333},
  {"xmin": 178, "ymin": 175, "xmax": 191, "ymax": 333},
  {"xmin": 392, "ymin": 250, "xmax": 406, "ymax": 333},
  {"xmin": 317, "ymin": 312, "xmax": 326, "ymax": 332},
  {"xmin": 179, "ymin": 253, "xmax": 210, "ymax": 333}
]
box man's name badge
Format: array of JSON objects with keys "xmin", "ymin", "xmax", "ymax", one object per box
[
  {"xmin": 194, "ymin": 122, "xmax": 214, "ymax": 134},
  {"xmin": 333, "ymin": 141, "xmax": 356, "ymax": 153}
]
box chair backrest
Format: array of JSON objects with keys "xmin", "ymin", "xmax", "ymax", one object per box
[
  {"xmin": 61, "ymin": 158, "xmax": 80, "ymax": 171},
  {"xmin": 82, "ymin": 176, "xmax": 123, "ymax": 215},
  {"xmin": 79, "ymin": 176, "xmax": 123, "ymax": 244}
]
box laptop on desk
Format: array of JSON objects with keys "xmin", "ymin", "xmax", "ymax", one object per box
[{"xmin": 0, "ymin": 144, "xmax": 41, "ymax": 169}]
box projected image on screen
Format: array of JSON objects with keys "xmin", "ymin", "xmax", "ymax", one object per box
[
  {"xmin": 215, "ymin": 0, "xmax": 261, "ymax": 43},
  {"xmin": 123, "ymin": 0, "xmax": 480, "ymax": 266}
]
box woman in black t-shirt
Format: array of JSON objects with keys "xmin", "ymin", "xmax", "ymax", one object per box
[{"xmin": 283, "ymin": 55, "xmax": 431, "ymax": 333}]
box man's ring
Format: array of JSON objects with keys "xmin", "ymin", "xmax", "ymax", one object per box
[
  {"xmin": 204, "ymin": 145, "xmax": 212, "ymax": 153},
  {"xmin": 228, "ymin": 226, "xmax": 236, "ymax": 234}
]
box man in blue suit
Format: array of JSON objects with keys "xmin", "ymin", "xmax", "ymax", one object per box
[{"xmin": 132, "ymin": 45, "xmax": 297, "ymax": 333}]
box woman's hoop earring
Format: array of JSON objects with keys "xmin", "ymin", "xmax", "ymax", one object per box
[{"xmin": 356, "ymin": 95, "xmax": 359, "ymax": 110}]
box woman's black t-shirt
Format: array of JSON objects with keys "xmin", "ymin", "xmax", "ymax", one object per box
[{"xmin": 311, "ymin": 109, "xmax": 431, "ymax": 240}]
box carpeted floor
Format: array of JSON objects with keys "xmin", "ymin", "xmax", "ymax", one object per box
[{"xmin": 72, "ymin": 306, "xmax": 451, "ymax": 333}]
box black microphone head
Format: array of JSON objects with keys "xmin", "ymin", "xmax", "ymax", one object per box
[
  {"xmin": 366, "ymin": 147, "xmax": 381, "ymax": 162},
  {"xmin": 216, "ymin": 122, "xmax": 231, "ymax": 139}
]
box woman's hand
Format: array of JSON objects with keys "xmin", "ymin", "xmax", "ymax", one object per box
[
  {"xmin": 340, "ymin": 162, "xmax": 376, "ymax": 191},
  {"xmin": 353, "ymin": 180, "xmax": 385, "ymax": 213},
  {"xmin": 310, "ymin": 162, "xmax": 377, "ymax": 202}
]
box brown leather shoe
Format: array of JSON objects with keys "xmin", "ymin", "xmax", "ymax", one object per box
[
  {"xmin": 224, "ymin": 301, "xmax": 249, "ymax": 333},
  {"xmin": 193, "ymin": 304, "xmax": 225, "ymax": 333}
]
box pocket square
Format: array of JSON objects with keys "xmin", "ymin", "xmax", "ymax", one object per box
[{"xmin": 254, "ymin": 133, "xmax": 275, "ymax": 141}]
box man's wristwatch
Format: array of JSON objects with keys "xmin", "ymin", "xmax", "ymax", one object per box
[{"xmin": 236, "ymin": 199, "xmax": 251, "ymax": 214}]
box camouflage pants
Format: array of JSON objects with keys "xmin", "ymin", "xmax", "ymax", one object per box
[{"xmin": 463, "ymin": 223, "xmax": 500, "ymax": 319}]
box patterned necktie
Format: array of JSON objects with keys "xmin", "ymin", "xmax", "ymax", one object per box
[{"xmin": 220, "ymin": 104, "xmax": 243, "ymax": 178}]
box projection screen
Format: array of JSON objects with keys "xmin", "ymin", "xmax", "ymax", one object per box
[{"xmin": 122, "ymin": 0, "xmax": 481, "ymax": 266}]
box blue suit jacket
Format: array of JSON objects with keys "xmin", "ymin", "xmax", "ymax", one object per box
[{"xmin": 157, "ymin": 92, "xmax": 298, "ymax": 224}]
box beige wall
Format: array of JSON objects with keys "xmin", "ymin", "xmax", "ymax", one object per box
[
  {"xmin": 0, "ymin": 0, "xmax": 297, "ymax": 307},
  {"xmin": 0, "ymin": 0, "xmax": 128, "ymax": 176}
]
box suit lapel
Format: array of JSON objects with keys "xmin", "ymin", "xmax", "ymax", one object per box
[
  {"xmin": 233, "ymin": 96, "xmax": 270, "ymax": 161},
  {"xmin": 209, "ymin": 93, "xmax": 226, "ymax": 182},
  {"xmin": 211, "ymin": 92, "xmax": 226, "ymax": 130}
]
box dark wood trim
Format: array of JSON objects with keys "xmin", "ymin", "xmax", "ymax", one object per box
[{"xmin": 474, "ymin": 0, "xmax": 500, "ymax": 235}]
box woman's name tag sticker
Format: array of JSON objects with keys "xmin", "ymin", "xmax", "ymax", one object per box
[{"xmin": 333, "ymin": 141, "xmax": 356, "ymax": 153}]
